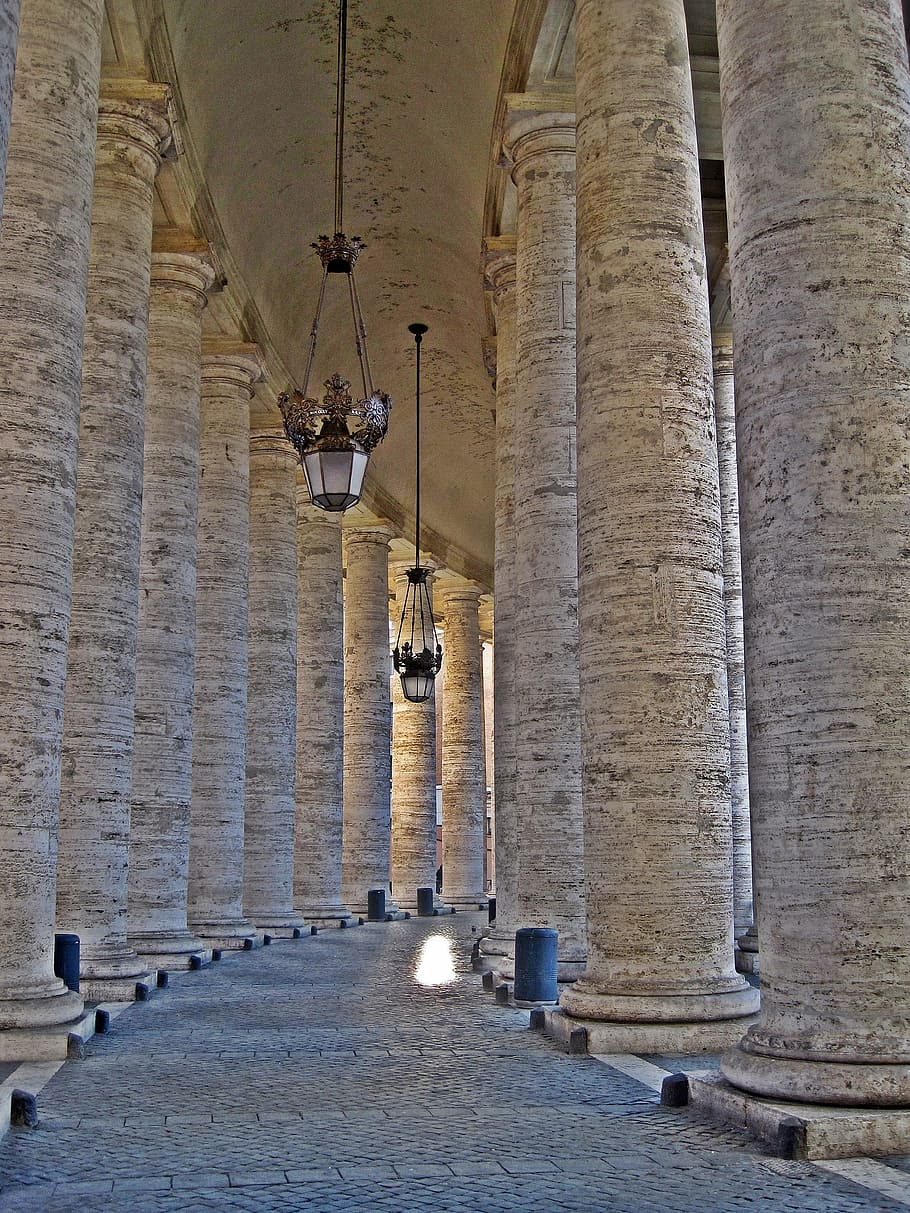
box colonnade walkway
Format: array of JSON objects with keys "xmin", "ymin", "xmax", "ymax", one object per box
[{"xmin": 0, "ymin": 914, "xmax": 908, "ymax": 1212}]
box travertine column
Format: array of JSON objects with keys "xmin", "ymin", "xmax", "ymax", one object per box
[
  {"xmin": 293, "ymin": 488, "xmax": 355, "ymax": 925},
  {"xmin": 560, "ymin": 0, "xmax": 757, "ymax": 1046},
  {"xmin": 0, "ymin": 0, "xmax": 104, "ymax": 1037},
  {"xmin": 56, "ymin": 83, "xmax": 172, "ymax": 999},
  {"xmin": 186, "ymin": 342, "xmax": 264, "ymax": 948},
  {"xmin": 0, "ymin": 0, "xmax": 21, "ymax": 219},
  {"xmin": 244, "ymin": 430, "xmax": 306, "ymax": 936},
  {"xmin": 713, "ymin": 338, "xmax": 754, "ymax": 955},
  {"xmin": 503, "ymin": 99, "xmax": 586, "ymax": 976},
  {"xmin": 480, "ymin": 240, "xmax": 519, "ymax": 965},
  {"xmin": 439, "ymin": 583, "xmax": 487, "ymax": 908},
  {"xmin": 718, "ymin": 0, "xmax": 910, "ymax": 1105},
  {"xmin": 128, "ymin": 237, "xmax": 215, "ymax": 968},
  {"xmin": 342, "ymin": 526, "xmax": 397, "ymax": 914},
  {"xmin": 390, "ymin": 561, "xmax": 441, "ymax": 911}
]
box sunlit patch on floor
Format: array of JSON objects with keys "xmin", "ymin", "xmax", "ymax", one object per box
[{"xmin": 413, "ymin": 934, "xmax": 457, "ymax": 987}]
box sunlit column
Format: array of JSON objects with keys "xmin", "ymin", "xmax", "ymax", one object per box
[
  {"xmin": 128, "ymin": 236, "xmax": 216, "ymax": 969},
  {"xmin": 0, "ymin": 0, "xmax": 105, "ymax": 1039},
  {"xmin": 187, "ymin": 341, "xmax": 264, "ymax": 948},
  {"xmin": 56, "ymin": 82, "xmax": 173, "ymax": 999}
]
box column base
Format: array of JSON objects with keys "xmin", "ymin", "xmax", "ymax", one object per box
[
  {"xmin": 0, "ymin": 980, "xmax": 84, "ymax": 1032},
  {"xmin": 0, "ymin": 1003, "xmax": 93, "ymax": 1061},
  {"xmin": 188, "ymin": 917, "xmax": 261, "ymax": 950},
  {"xmin": 250, "ymin": 912, "xmax": 308, "ymax": 939},
  {"xmin": 443, "ymin": 894, "xmax": 488, "ymax": 910},
  {"xmin": 540, "ymin": 1006, "xmax": 758, "ymax": 1055},
  {"xmin": 721, "ymin": 1040, "xmax": 910, "ymax": 1107},
  {"xmin": 735, "ymin": 924, "xmax": 759, "ymax": 975},
  {"xmin": 479, "ymin": 929, "xmax": 513, "ymax": 959},
  {"xmin": 295, "ymin": 902, "xmax": 359, "ymax": 927},
  {"xmin": 80, "ymin": 974, "xmax": 158, "ymax": 1003},
  {"xmin": 128, "ymin": 929, "xmax": 213, "ymax": 971},
  {"xmin": 672, "ymin": 1070, "xmax": 910, "ymax": 1160}
]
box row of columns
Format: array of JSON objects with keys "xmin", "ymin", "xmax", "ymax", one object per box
[
  {"xmin": 0, "ymin": 0, "xmax": 491, "ymax": 1047},
  {"xmin": 485, "ymin": 0, "xmax": 910, "ymax": 1113}
]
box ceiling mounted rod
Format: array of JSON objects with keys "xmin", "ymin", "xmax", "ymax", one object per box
[{"xmin": 334, "ymin": 0, "xmax": 347, "ymax": 233}]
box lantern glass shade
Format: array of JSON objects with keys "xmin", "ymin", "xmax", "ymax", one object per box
[
  {"xmin": 401, "ymin": 663, "xmax": 436, "ymax": 704},
  {"xmin": 302, "ymin": 444, "xmax": 369, "ymax": 512},
  {"xmin": 393, "ymin": 567, "xmax": 442, "ymax": 704}
]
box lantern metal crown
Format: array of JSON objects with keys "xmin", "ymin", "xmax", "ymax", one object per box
[
  {"xmin": 393, "ymin": 323, "xmax": 443, "ymax": 703},
  {"xmin": 277, "ymin": 0, "xmax": 390, "ymax": 512}
]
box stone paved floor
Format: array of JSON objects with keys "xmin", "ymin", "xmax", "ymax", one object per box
[{"xmin": 0, "ymin": 913, "xmax": 908, "ymax": 1211}]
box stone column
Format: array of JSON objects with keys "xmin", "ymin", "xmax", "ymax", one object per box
[
  {"xmin": 480, "ymin": 239, "xmax": 519, "ymax": 967},
  {"xmin": 0, "ymin": 0, "xmax": 21, "ymax": 220},
  {"xmin": 186, "ymin": 342, "xmax": 264, "ymax": 949},
  {"xmin": 717, "ymin": 0, "xmax": 910, "ymax": 1106},
  {"xmin": 713, "ymin": 337, "xmax": 755, "ymax": 966},
  {"xmin": 502, "ymin": 98, "xmax": 586, "ymax": 977},
  {"xmin": 243, "ymin": 430, "xmax": 307, "ymax": 937},
  {"xmin": 0, "ymin": 0, "xmax": 104, "ymax": 1040},
  {"xmin": 56, "ymin": 82, "xmax": 172, "ymax": 1000},
  {"xmin": 390, "ymin": 561, "xmax": 444, "ymax": 912},
  {"xmin": 342, "ymin": 525, "xmax": 399, "ymax": 915},
  {"xmin": 558, "ymin": 0, "xmax": 757, "ymax": 1049},
  {"xmin": 439, "ymin": 583, "xmax": 487, "ymax": 909},
  {"xmin": 128, "ymin": 236, "xmax": 215, "ymax": 969},
  {"xmin": 293, "ymin": 487, "xmax": 355, "ymax": 926}
]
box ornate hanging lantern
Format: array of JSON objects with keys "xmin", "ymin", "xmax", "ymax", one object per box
[
  {"xmin": 393, "ymin": 324, "xmax": 442, "ymax": 703},
  {"xmin": 278, "ymin": 0, "xmax": 390, "ymax": 511}
]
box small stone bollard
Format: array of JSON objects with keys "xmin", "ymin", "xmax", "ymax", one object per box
[
  {"xmin": 53, "ymin": 933, "xmax": 80, "ymax": 993},
  {"xmin": 487, "ymin": 896, "xmax": 497, "ymax": 924},
  {"xmin": 367, "ymin": 888, "xmax": 386, "ymax": 921},
  {"xmin": 416, "ymin": 887, "xmax": 435, "ymax": 917},
  {"xmin": 513, "ymin": 926, "xmax": 558, "ymax": 1004}
]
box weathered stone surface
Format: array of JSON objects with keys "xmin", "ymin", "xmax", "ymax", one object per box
[
  {"xmin": 187, "ymin": 342, "xmax": 264, "ymax": 948},
  {"xmin": 564, "ymin": 0, "xmax": 755, "ymax": 1034},
  {"xmin": 502, "ymin": 100, "xmax": 586, "ymax": 975},
  {"xmin": 0, "ymin": 0, "xmax": 20, "ymax": 220},
  {"xmin": 342, "ymin": 526, "xmax": 394, "ymax": 914},
  {"xmin": 480, "ymin": 239, "xmax": 518, "ymax": 965},
  {"xmin": 717, "ymin": 0, "xmax": 910, "ymax": 1104},
  {"xmin": 244, "ymin": 430, "xmax": 306, "ymax": 936},
  {"xmin": 56, "ymin": 84, "xmax": 172, "ymax": 999},
  {"xmin": 0, "ymin": 0, "xmax": 104, "ymax": 1034},
  {"xmin": 128, "ymin": 237, "xmax": 216, "ymax": 968},
  {"xmin": 713, "ymin": 339, "xmax": 753, "ymax": 945},
  {"xmin": 293, "ymin": 489, "xmax": 353, "ymax": 925},
  {"xmin": 390, "ymin": 562, "xmax": 439, "ymax": 911}
]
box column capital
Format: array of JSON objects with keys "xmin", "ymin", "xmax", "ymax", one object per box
[
  {"xmin": 249, "ymin": 426, "xmax": 297, "ymax": 467},
  {"xmin": 97, "ymin": 79, "xmax": 173, "ymax": 163},
  {"xmin": 712, "ymin": 331, "xmax": 734, "ymax": 376},
  {"xmin": 502, "ymin": 94, "xmax": 575, "ymax": 175},
  {"xmin": 483, "ymin": 235, "xmax": 517, "ymax": 299},
  {"xmin": 343, "ymin": 523, "xmax": 395, "ymax": 549},
  {"xmin": 437, "ymin": 579, "xmax": 485, "ymax": 611},
  {"xmin": 390, "ymin": 557, "xmax": 439, "ymax": 586},
  {"xmin": 200, "ymin": 340, "xmax": 265, "ymax": 397},
  {"xmin": 150, "ymin": 232, "xmax": 218, "ymax": 305}
]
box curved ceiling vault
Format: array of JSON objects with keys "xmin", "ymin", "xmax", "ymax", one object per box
[{"xmin": 159, "ymin": 0, "xmax": 515, "ymax": 584}]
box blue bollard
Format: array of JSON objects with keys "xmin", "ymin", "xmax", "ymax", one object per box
[
  {"xmin": 53, "ymin": 933, "xmax": 80, "ymax": 994},
  {"xmin": 513, "ymin": 927, "xmax": 558, "ymax": 1004},
  {"xmin": 487, "ymin": 896, "xmax": 497, "ymax": 924},
  {"xmin": 416, "ymin": 887, "xmax": 435, "ymax": 917},
  {"xmin": 367, "ymin": 888, "xmax": 386, "ymax": 921}
]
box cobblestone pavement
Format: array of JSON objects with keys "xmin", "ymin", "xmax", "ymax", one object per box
[{"xmin": 0, "ymin": 914, "xmax": 908, "ymax": 1212}]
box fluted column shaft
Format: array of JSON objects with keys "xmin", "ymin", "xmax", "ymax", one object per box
[
  {"xmin": 481, "ymin": 242, "xmax": 519, "ymax": 963},
  {"xmin": 712, "ymin": 340, "xmax": 753, "ymax": 943},
  {"xmin": 440, "ymin": 585, "xmax": 487, "ymax": 908},
  {"xmin": 0, "ymin": 0, "xmax": 21, "ymax": 220},
  {"xmin": 504, "ymin": 101, "xmax": 586, "ymax": 973},
  {"xmin": 128, "ymin": 239, "xmax": 215, "ymax": 967},
  {"xmin": 56, "ymin": 84, "xmax": 172, "ymax": 997},
  {"xmin": 0, "ymin": 0, "xmax": 104, "ymax": 1034},
  {"xmin": 243, "ymin": 431, "xmax": 305, "ymax": 935},
  {"xmin": 561, "ymin": 0, "xmax": 756, "ymax": 1041},
  {"xmin": 718, "ymin": 0, "xmax": 910, "ymax": 1105},
  {"xmin": 294, "ymin": 490, "xmax": 353, "ymax": 924},
  {"xmin": 187, "ymin": 343, "xmax": 263, "ymax": 947},
  {"xmin": 342, "ymin": 527, "xmax": 394, "ymax": 913},
  {"xmin": 390, "ymin": 562, "xmax": 439, "ymax": 910}
]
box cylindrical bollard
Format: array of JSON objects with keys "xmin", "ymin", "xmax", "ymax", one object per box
[
  {"xmin": 416, "ymin": 887, "xmax": 435, "ymax": 917},
  {"xmin": 367, "ymin": 888, "xmax": 387, "ymax": 922},
  {"xmin": 487, "ymin": 896, "xmax": 497, "ymax": 924},
  {"xmin": 513, "ymin": 927, "xmax": 558, "ymax": 1004},
  {"xmin": 54, "ymin": 933, "xmax": 81, "ymax": 993}
]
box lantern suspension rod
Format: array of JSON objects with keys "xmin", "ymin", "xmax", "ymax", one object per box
[
  {"xmin": 409, "ymin": 322, "xmax": 428, "ymax": 568},
  {"xmin": 334, "ymin": 0, "xmax": 347, "ymax": 234}
]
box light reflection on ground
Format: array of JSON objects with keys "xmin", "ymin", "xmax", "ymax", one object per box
[{"xmin": 413, "ymin": 934, "xmax": 457, "ymax": 987}]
